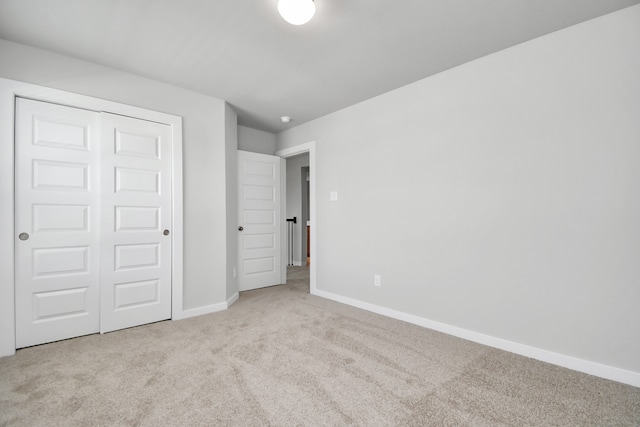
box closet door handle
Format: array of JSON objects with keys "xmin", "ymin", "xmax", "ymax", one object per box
[
  {"xmin": 238, "ymin": 226, "xmax": 244, "ymax": 231},
  {"xmin": 18, "ymin": 232, "xmax": 29, "ymax": 241},
  {"xmin": 163, "ymin": 229, "xmax": 170, "ymax": 236}
]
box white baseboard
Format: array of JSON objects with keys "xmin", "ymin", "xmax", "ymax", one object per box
[
  {"xmin": 175, "ymin": 292, "xmax": 239, "ymax": 320},
  {"xmin": 227, "ymin": 292, "xmax": 239, "ymax": 308},
  {"xmin": 311, "ymin": 289, "xmax": 640, "ymax": 388}
]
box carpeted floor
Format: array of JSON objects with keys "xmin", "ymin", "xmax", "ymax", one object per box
[{"xmin": 1, "ymin": 266, "xmax": 639, "ymax": 426}]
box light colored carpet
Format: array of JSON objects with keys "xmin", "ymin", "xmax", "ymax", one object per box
[{"xmin": 1, "ymin": 266, "xmax": 639, "ymax": 426}]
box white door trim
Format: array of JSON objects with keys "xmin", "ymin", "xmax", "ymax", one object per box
[
  {"xmin": 0, "ymin": 77, "xmax": 184, "ymax": 357},
  {"xmin": 276, "ymin": 142, "xmax": 316, "ymax": 295}
]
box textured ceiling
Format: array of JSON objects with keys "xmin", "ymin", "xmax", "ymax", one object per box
[{"xmin": 1, "ymin": 0, "xmax": 638, "ymax": 133}]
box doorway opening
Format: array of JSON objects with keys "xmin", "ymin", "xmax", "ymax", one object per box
[
  {"xmin": 284, "ymin": 153, "xmax": 309, "ymax": 292},
  {"xmin": 276, "ymin": 142, "xmax": 317, "ymax": 295}
]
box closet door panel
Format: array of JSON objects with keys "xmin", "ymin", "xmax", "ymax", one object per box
[
  {"xmin": 15, "ymin": 98, "xmax": 101, "ymax": 348},
  {"xmin": 100, "ymin": 113, "xmax": 172, "ymax": 333}
]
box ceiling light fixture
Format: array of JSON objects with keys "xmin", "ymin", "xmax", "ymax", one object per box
[
  {"xmin": 280, "ymin": 116, "xmax": 292, "ymax": 123},
  {"xmin": 277, "ymin": 0, "xmax": 316, "ymax": 26}
]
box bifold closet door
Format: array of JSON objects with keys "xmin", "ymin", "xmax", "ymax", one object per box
[
  {"xmin": 15, "ymin": 98, "xmax": 173, "ymax": 348},
  {"xmin": 99, "ymin": 113, "xmax": 172, "ymax": 333},
  {"xmin": 15, "ymin": 98, "xmax": 101, "ymax": 348}
]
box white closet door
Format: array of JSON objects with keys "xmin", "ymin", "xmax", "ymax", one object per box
[
  {"xmin": 99, "ymin": 113, "xmax": 172, "ymax": 333},
  {"xmin": 15, "ymin": 98, "xmax": 101, "ymax": 348}
]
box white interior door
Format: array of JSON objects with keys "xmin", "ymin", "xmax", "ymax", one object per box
[
  {"xmin": 99, "ymin": 113, "xmax": 172, "ymax": 333},
  {"xmin": 15, "ymin": 98, "xmax": 101, "ymax": 348},
  {"xmin": 237, "ymin": 151, "xmax": 282, "ymax": 291}
]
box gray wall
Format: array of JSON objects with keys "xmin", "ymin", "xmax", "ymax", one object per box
[
  {"xmin": 225, "ymin": 104, "xmax": 239, "ymax": 299},
  {"xmin": 277, "ymin": 6, "xmax": 640, "ymax": 374},
  {"xmin": 238, "ymin": 125, "xmax": 276, "ymax": 155},
  {"xmin": 285, "ymin": 153, "xmax": 310, "ymax": 266},
  {"xmin": 0, "ymin": 39, "xmax": 235, "ymax": 310}
]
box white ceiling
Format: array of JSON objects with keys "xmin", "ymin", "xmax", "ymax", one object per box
[{"xmin": 1, "ymin": 0, "xmax": 638, "ymax": 133}]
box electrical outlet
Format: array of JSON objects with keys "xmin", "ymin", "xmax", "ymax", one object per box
[
  {"xmin": 374, "ymin": 274, "xmax": 381, "ymax": 287},
  {"xmin": 233, "ymin": 267, "xmax": 237, "ymax": 278}
]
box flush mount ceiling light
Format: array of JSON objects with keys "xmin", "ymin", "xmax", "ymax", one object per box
[
  {"xmin": 277, "ymin": 0, "xmax": 316, "ymax": 25},
  {"xmin": 280, "ymin": 116, "xmax": 292, "ymax": 123}
]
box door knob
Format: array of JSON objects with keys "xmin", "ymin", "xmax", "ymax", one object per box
[
  {"xmin": 163, "ymin": 229, "xmax": 170, "ymax": 236},
  {"xmin": 18, "ymin": 232, "xmax": 29, "ymax": 241},
  {"xmin": 238, "ymin": 226, "xmax": 244, "ymax": 231}
]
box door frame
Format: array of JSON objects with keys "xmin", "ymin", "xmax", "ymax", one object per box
[
  {"xmin": 276, "ymin": 142, "xmax": 316, "ymax": 294},
  {"xmin": 0, "ymin": 77, "xmax": 184, "ymax": 357},
  {"xmin": 300, "ymin": 166, "xmax": 310, "ymax": 265}
]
